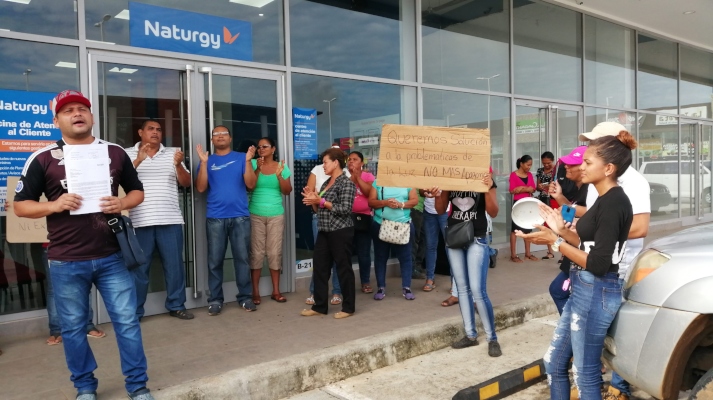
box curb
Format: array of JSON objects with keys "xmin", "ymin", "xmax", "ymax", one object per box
[
  {"xmin": 155, "ymin": 293, "xmax": 557, "ymax": 400},
  {"xmin": 453, "ymin": 359, "xmax": 546, "ymax": 400}
]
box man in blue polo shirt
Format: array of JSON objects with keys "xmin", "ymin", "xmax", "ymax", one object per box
[{"xmin": 195, "ymin": 125, "xmax": 257, "ymax": 315}]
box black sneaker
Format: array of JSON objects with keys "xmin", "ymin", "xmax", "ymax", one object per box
[
  {"xmin": 240, "ymin": 299, "xmax": 257, "ymax": 312},
  {"xmin": 451, "ymin": 336, "xmax": 479, "ymax": 349},
  {"xmin": 488, "ymin": 340, "xmax": 502, "ymax": 357},
  {"xmin": 169, "ymin": 309, "xmax": 194, "ymax": 320},
  {"xmin": 208, "ymin": 304, "xmax": 222, "ymax": 316}
]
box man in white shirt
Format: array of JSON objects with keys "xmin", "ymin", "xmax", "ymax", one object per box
[
  {"xmin": 581, "ymin": 121, "xmax": 651, "ymax": 400},
  {"xmin": 126, "ymin": 120, "xmax": 194, "ymax": 320}
]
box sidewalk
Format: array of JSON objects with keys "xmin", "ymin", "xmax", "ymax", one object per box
[{"xmin": 0, "ymin": 224, "xmax": 686, "ymax": 399}]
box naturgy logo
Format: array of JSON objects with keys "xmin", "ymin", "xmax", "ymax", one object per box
[
  {"xmin": 294, "ymin": 113, "xmax": 316, "ymax": 120},
  {"xmin": 144, "ymin": 20, "xmax": 241, "ymax": 49}
]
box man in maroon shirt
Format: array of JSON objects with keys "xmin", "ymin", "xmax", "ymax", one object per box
[{"xmin": 13, "ymin": 90, "xmax": 153, "ymax": 400}]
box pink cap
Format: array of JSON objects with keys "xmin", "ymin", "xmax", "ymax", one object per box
[
  {"xmin": 52, "ymin": 90, "xmax": 91, "ymax": 115},
  {"xmin": 559, "ymin": 146, "xmax": 587, "ymax": 165}
]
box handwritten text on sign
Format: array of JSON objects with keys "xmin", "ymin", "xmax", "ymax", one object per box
[{"xmin": 376, "ymin": 124, "xmax": 490, "ymax": 192}]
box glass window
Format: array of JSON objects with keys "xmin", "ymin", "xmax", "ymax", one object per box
[
  {"xmin": 584, "ymin": 16, "xmax": 635, "ymax": 109},
  {"xmin": 638, "ymin": 112, "xmax": 678, "ymax": 221},
  {"xmin": 291, "ymin": 73, "xmax": 416, "ymax": 264},
  {"xmin": 422, "ymin": 0, "xmax": 509, "ymax": 93},
  {"xmin": 85, "ymin": 0, "xmax": 284, "ymax": 65},
  {"xmin": 422, "ymin": 89, "xmax": 510, "ymax": 245},
  {"xmin": 680, "ymin": 46, "xmax": 713, "ymax": 119},
  {"xmin": 289, "ymin": 0, "xmax": 415, "ymax": 80},
  {"xmin": 513, "ymin": 0, "xmax": 582, "ymax": 102},
  {"xmin": 638, "ymin": 35, "xmax": 677, "ymax": 112},
  {"xmin": 0, "ymin": 39, "xmax": 80, "ymax": 317},
  {"xmin": 0, "ymin": 0, "xmax": 77, "ymax": 39}
]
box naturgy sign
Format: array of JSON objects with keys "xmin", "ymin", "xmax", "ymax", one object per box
[{"xmin": 129, "ymin": 2, "xmax": 252, "ymax": 61}]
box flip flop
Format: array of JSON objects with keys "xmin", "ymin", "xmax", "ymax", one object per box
[
  {"xmin": 46, "ymin": 335, "xmax": 62, "ymax": 346},
  {"xmin": 526, "ymin": 255, "xmax": 539, "ymax": 261},
  {"xmin": 270, "ymin": 294, "xmax": 287, "ymax": 303},
  {"xmin": 422, "ymin": 282, "xmax": 435, "ymax": 292},
  {"xmin": 510, "ymin": 256, "xmax": 524, "ymax": 263},
  {"xmin": 441, "ymin": 296, "xmax": 459, "ymax": 307},
  {"xmin": 252, "ymin": 296, "xmax": 262, "ymax": 305},
  {"xmin": 361, "ymin": 284, "xmax": 373, "ymax": 294},
  {"xmin": 542, "ymin": 253, "xmax": 555, "ymax": 260},
  {"xmin": 87, "ymin": 329, "xmax": 106, "ymax": 339},
  {"xmin": 330, "ymin": 295, "xmax": 343, "ymax": 305}
]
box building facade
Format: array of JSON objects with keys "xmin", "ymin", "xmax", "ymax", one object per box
[{"xmin": 0, "ymin": 0, "xmax": 712, "ymax": 326}]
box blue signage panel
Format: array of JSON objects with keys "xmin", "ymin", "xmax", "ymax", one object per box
[
  {"xmin": 129, "ymin": 2, "xmax": 253, "ymax": 61},
  {"xmin": 293, "ymin": 108, "xmax": 318, "ymax": 160},
  {"xmin": 0, "ymin": 89, "xmax": 62, "ymax": 214}
]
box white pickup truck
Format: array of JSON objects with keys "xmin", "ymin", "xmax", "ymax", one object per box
[{"xmin": 639, "ymin": 160, "xmax": 712, "ymax": 205}]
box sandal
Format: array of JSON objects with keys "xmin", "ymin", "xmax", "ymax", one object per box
[
  {"xmin": 361, "ymin": 284, "xmax": 373, "ymax": 294},
  {"xmin": 422, "ymin": 281, "xmax": 435, "ymax": 292},
  {"xmin": 330, "ymin": 295, "xmax": 343, "ymax": 305},
  {"xmin": 525, "ymin": 254, "xmax": 539, "ymax": 261},
  {"xmin": 542, "ymin": 253, "xmax": 554, "ymax": 260},
  {"xmin": 441, "ymin": 296, "xmax": 459, "ymax": 307},
  {"xmin": 510, "ymin": 255, "xmax": 524, "ymax": 263},
  {"xmin": 87, "ymin": 329, "xmax": 106, "ymax": 339},
  {"xmin": 305, "ymin": 295, "xmax": 315, "ymax": 305},
  {"xmin": 252, "ymin": 296, "xmax": 262, "ymax": 305},
  {"xmin": 270, "ymin": 294, "xmax": 287, "ymax": 303},
  {"xmin": 46, "ymin": 335, "xmax": 62, "ymax": 346}
]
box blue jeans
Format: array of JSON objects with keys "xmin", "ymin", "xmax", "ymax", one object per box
[
  {"xmin": 132, "ymin": 224, "xmax": 187, "ymax": 318},
  {"xmin": 49, "ymin": 252, "xmax": 148, "ymax": 394},
  {"xmin": 423, "ymin": 211, "xmax": 448, "ymax": 280},
  {"xmin": 371, "ymin": 220, "xmax": 414, "ymax": 289},
  {"xmin": 206, "ymin": 217, "xmax": 252, "ymax": 305},
  {"xmin": 447, "ymin": 237, "xmax": 497, "ymax": 341},
  {"xmin": 354, "ymin": 228, "xmax": 372, "ymax": 285},
  {"xmin": 544, "ymin": 269, "xmax": 622, "ymax": 400},
  {"xmin": 309, "ymin": 214, "xmax": 341, "ymax": 295},
  {"xmin": 44, "ymin": 247, "xmax": 96, "ymax": 336},
  {"xmin": 610, "ymin": 278, "xmax": 631, "ymax": 395},
  {"xmin": 549, "ymin": 271, "xmax": 571, "ymax": 316}
]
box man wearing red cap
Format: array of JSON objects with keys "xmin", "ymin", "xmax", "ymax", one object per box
[{"xmin": 13, "ymin": 90, "xmax": 154, "ymax": 400}]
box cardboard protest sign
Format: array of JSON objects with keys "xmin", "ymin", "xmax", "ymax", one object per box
[
  {"xmin": 375, "ymin": 124, "xmax": 491, "ymax": 192},
  {"xmin": 6, "ymin": 176, "xmax": 48, "ymax": 243}
]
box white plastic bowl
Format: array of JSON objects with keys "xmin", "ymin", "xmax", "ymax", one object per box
[{"xmin": 511, "ymin": 197, "xmax": 545, "ymax": 230}]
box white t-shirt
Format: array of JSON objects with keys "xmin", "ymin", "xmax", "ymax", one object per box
[
  {"xmin": 311, "ymin": 164, "xmax": 350, "ymax": 191},
  {"xmin": 586, "ymin": 165, "xmax": 650, "ymax": 277}
]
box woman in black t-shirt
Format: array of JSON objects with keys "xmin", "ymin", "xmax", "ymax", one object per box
[
  {"xmin": 516, "ymin": 132, "xmax": 636, "ymax": 400},
  {"xmin": 431, "ymin": 174, "xmax": 502, "ymax": 358}
]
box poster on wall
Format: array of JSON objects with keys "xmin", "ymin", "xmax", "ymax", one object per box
[
  {"xmin": 293, "ymin": 107, "xmax": 318, "ymax": 160},
  {"xmin": 0, "ymin": 89, "xmax": 61, "ymax": 216}
]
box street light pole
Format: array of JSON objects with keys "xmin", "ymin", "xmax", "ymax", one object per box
[
  {"xmin": 323, "ymin": 97, "xmax": 337, "ymax": 146},
  {"xmin": 476, "ymin": 74, "xmax": 500, "ymax": 131},
  {"xmin": 23, "ymin": 69, "xmax": 31, "ymax": 91},
  {"xmin": 94, "ymin": 14, "xmax": 112, "ymax": 42},
  {"xmin": 446, "ymin": 113, "xmax": 455, "ymax": 127}
]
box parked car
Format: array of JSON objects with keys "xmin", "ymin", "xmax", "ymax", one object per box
[
  {"xmin": 649, "ymin": 182, "xmax": 673, "ymax": 212},
  {"xmin": 603, "ymin": 223, "xmax": 713, "ymax": 399},
  {"xmin": 640, "ymin": 160, "xmax": 712, "ymax": 205}
]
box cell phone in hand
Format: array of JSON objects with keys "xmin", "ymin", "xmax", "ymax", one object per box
[{"xmin": 561, "ymin": 205, "xmax": 575, "ymax": 224}]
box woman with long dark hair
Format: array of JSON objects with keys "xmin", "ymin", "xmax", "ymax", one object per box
[
  {"xmin": 516, "ymin": 132, "xmax": 636, "ymax": 399},
  {"xmin": 509, "ymin": 155, "xmax": 536, "ymax": 262},
  {"xmin": 301, "ymin": 148, "xmax": 356, "ymax": 319},
  {"xmin": 347, "ymin": 151, "xmax": 375, "ymax": 293},
  {"xmin": 249, "ymin": 137, "xmax": 292, "ymax": 303}
]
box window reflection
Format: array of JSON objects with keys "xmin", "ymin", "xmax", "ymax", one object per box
[
  {"xmin": 638, "ymin": 112, "xmax": 678, "ymax": 221},
  {"xmin": 290, "ymin": 0, "xmax": 414, "ymax": 80},
  {"xmin": 638, "ymin": 35, "xmax": 677, "ymax": 112},
  {"xmin": 422, "ymin": 0, "xmax": 509, "ymax": 93},
  {"xmin": 513, "ymin": 0, "xmax": 582, "ymax": 102},
  {"xmin": 291, "ymin": 73, "xmax": 416, "ymax": 261},
  {"xmin": 0, "ymin": 0, "xmax": 77, "ymax": 39},
  {"xmin": 584, "ymin": 16, "xmax": 635, "ymax": 109},
  {"xmin": 681, "ymin": 46, "xmax": 713, "ymax": 118},
  {"xmin": 85, "ymin": 0, "xmax": 284, "ymax": 65},
  {"xmin": 422, "ymin": 89, "xmax": 510, "ymax": 244}
]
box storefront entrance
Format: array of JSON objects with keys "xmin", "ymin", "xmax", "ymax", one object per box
[{"xmin": 88, "ymin": 51, "xmax": 292, "ymax": 322}]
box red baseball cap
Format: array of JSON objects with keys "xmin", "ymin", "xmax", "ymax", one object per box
[
  {"xmin": 559, "ymin": 146, "xmax": 587, "ymax": 165},
  {"xmin": 52, "ymin": 90, "xmax": 91, "ymax": 115}
]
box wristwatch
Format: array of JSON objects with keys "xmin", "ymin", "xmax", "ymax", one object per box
[{"xmin": 552, "ymin": 236, "xmax": 566, "ymax": 252}]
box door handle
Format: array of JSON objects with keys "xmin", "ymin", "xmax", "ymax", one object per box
[{"xmin": 185, "ymin": 64, "xmax": 201, "ymax": 299}]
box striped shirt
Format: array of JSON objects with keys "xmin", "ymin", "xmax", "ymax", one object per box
[{"xmin": 125, "ymin": 143, "xmax": 188, "ymax": 228}]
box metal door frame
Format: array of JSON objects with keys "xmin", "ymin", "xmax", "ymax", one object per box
[
  {"xmin": 87, "ymin": 51, "xmax": 290, "ymax": 322},
  {"xmin": 679, "ymin": 119, "xmax": 713, "ymax": 222}
]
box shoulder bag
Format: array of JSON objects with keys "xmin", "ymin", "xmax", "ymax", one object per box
[
  {"xmin": 378, "ymin": 187, "xmax": 411, "ymax": 245},
  {"xmin": 106, "ymin": 215, "xmax": 147, "ymax": 270},
  {"xmin": 445, "ymin": 219, "xmax": 474, "ymax": 249},
  {"xmin": 352, "ymin": 213, "xmax": 372, "ymax": 232}
]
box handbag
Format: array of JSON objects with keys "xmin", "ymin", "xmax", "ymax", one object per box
[
  {"xmin": 106, "ymin": 215, "xmax": 147, "ymax": 270},
  {"xmin": 352, "ymin": 213, "xmax": 371, "ymax": 232},
  {"xmin": 445, "ymin": 220, "xmax": 474, "ymax": 249},
  {"xmin": 377, "ymin": 187, "xmax": 411, "ymax": 245}
]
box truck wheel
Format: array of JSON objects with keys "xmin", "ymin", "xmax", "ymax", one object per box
[
  {"xmin": 690, "ymin": 367, "xmax": 713, "ymax": 399},
  {"xmin": 703, "ymin": 189, "xmax": 711, "ymax": 206}
]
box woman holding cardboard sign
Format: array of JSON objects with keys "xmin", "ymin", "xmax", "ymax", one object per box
[{"xmin": 430, "ymin": 173, "xmax": 502, "ymax": 357}]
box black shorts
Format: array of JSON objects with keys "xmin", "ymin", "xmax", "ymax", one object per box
[{"xmin": 511, "ymin": 221, "xmax": 532, "ymax": 234}]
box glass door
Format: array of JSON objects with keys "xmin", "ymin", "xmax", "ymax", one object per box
[
  {"xmin": 681, "ymin": 120, "xmax": 713, "ymax": 219},
  {"xmin": 89, "ymin": 53, "xmax": 288, "ymax": 322},
  {"xmin": 197, "ymin": 65, "xmax": 291, "ymax": 304}
]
